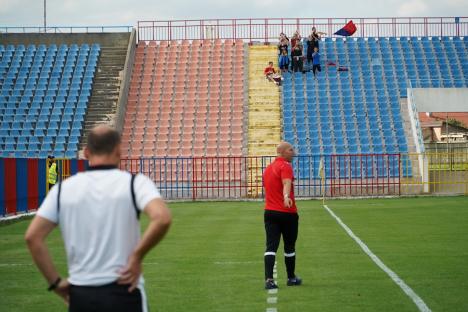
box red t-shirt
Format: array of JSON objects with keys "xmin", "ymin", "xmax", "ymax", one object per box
[
  {"xmin": 264, "ymin": 66, "xmax": 276, "ymax": 76},
  {"xmin": 263, "ymin": 157, "xmax": 297, "ymax": 213}
]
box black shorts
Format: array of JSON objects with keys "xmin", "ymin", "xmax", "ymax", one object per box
[
  {"xmin": 69, "ymin": 282, "xmax": 146, "ymax": 312},
  {"xmin": 264, "ymin": 210, "xmax": 299, "ymax": 253}
]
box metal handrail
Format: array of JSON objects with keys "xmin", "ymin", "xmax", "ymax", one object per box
[
  {"xmin": 137, "ymin": 17, "xmax": 468, "ymax": 42},
  {"xmin": 0, "ymin": 26, "xmax": 133, "ymax": 33}
]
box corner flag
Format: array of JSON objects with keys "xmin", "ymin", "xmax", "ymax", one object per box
[
  {"xmin": 318, "ymin": 158, "xmax": 325, "ymax": 181},
  {"xmin": 334, "ymin": 20, "xmax": 357, "ymax": 36},
  {"xmin": 319, "ymin": 157, "xmax": 326, "ymax": 204}
]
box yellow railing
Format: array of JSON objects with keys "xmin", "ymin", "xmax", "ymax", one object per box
[{"xmin": 401, "ymin": 151, "xmax": 468, "ymax": 195}]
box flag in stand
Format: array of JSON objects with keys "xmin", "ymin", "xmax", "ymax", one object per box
[{"xmin": 334, "ymin": 20, "xmax": 357, "ymax": 36}]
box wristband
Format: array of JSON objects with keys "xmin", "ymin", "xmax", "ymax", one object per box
[{"xmin": 47, "ymin": 277, "xmax": 61, "ymax": 291}]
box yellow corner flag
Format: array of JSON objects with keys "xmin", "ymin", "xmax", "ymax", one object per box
[{"xmin": 319, "ymin": 157, "xmax": 325, "ymax": 205}]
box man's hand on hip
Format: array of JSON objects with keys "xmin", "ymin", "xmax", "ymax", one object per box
[
  {"xmin": 117, "ymin": 255, "xmax": 142, "ymax": 292},
  {"xmin": 54, "ymin": 279, "xmax": 70, "ymax": 305}
]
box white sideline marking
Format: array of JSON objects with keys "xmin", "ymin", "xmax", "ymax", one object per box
[
  {"xmin": 323, "ymin": 205, "xmax": 431, "ymax": 312},
  {"xmin": 267, "ymin": 297, "xmax": 278, "ymax": 304},
  {"xmin": 266, "ymin": 261, "xmax": 279, "ymax": 312}
]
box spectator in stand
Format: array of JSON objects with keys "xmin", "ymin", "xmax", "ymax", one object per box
[
  {"xmin": 290, "ymin": 31, "xmax": 301, "ymax": 50},
  {"xmin": 279, "ymin": 49, "xmax": 290, "ymax": 73},
  {"xmin": 264, "ymin": 61, "xmax": 282, "ymax": 85},
  {"xmin": 310, "ymin": 27, "xmax": 326, "ymax": 50},
  {"xmin": 278, "ymin": 33, "xmax": 290, "ymax": 56},
  {"xmin": 307, "ymin": 27, "xmax": 326, "ymax": 65},
  {"xmin": 312, "ymin": 47, "xmax": 322, "ymax": 77},
  {"xmin": 291, "ymin": 42, "xmax": 303, "ymax": 73}
]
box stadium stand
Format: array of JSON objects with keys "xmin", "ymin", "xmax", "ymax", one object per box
[
  {"xmin": 281, "ymin": 36, "xmax": 467, "ymax": 177},
  {"xmin": 0, "ymin": 44, "xmax": 99, "ymax": 158},
  {"xmin": 122, "ymin": 39, "xmax": 245, "ymax": 157}
]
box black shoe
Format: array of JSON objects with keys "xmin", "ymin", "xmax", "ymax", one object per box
[
  {"xmin": 287, "ymin": 276, "xmax": 302, "ymax": 286},
  {"xmin": 265, "ymin": 279, "xmax": 278, "ymax": 290}
]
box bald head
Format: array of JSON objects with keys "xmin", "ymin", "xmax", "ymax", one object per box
[
  {"xmin": 276, "ymin": 141, "xmax": 295, "ymax": 162},
  {"xmin": 86, "ymin": 125, "xmax": 121, "ymax": 156},
  {"xmin": 277, "ymin": 142, "xmax": 291, "ymax": 154}
]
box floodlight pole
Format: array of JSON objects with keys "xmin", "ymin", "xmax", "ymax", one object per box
[{"xmin": 44, "ymin": 0, "xmax": 47, "ymax": 33}]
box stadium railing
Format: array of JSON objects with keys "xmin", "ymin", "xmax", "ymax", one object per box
[
  {"xmin": 1, "ymin": 152, "xmax": 467, "ymax": 217},
  {"xmin": 0, "ymin": 26, "xmax": 133, "ymax": 33},
  {"xmin": 137, "ymin": 17, "xmax": 468, "ymax": 42},
  {"xmin": 402, "ymin": 151, "xmax": 468, "ymax": 194},
  {"xmin": 119, "ymin": 153, "xmax": 466, "ymax": 200}
]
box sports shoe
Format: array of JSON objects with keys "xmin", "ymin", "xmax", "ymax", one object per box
[
  {"xmin": 265, "ymin": 279, "xmax": 278, "ymax": 290},
  {"xmin": 287, "ymin": 276, "xmax": 302, "ymax": 286}
]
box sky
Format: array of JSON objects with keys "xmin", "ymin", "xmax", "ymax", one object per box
[{"xmin": 0, "ymin": 0, "xmax": 466, "ymax": 28}]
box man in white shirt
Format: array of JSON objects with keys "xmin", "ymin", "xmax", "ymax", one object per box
[{"xmin": 25, "ymin": 125, "xmax": 172, "ymax": 312}]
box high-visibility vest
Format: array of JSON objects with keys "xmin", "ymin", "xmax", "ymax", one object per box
[{"xmin": 48, "ymin": 163, "xmax": 58, "ymax": 184}]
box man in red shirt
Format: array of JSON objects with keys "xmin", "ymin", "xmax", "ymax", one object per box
[{"xmin": 262, "ymin": 142, "xmax": 302, "ymax": 289}]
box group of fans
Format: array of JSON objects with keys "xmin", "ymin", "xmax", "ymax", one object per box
[{"xmin": 265, "ymin": 27, "xmax": 326, "ymax": 85}]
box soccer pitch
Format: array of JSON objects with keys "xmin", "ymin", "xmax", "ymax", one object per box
[{"xmin": 1, "ymin": 197, "xmax": 467, "ymax": 311}]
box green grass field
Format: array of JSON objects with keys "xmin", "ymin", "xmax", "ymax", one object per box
[{"xmin": 1, "ymin": 197, "xmax": 467, "ymax": 311}]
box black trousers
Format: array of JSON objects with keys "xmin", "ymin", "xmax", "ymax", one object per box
[
  {"xmin": 69, "ymin": 282, "xmax": 144, "ymax": 312},
  {"xmin": 264, "ymin": 210, "xmax": 299, "ymax": 279},
  {"xmin": 292, "ymin": 57, "xmax": 303, "ymax": 72},
  {"xmin": 313, "ymin": 64, "xmax": 321, "ymax": 76}
]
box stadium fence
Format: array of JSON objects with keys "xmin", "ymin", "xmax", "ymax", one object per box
[
  {"xmin": 1, "ymin": 152, "xmax": 466, "ymax": 217},
  {"xmin": 137, "ymin": 17, "xmax": 468, "ymax": 42}
]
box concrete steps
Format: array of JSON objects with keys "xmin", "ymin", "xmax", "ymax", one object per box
[
  {"xmin": 247, "ymin": 45, "xmax": 281, "ymax": 197},
  {"xmin": 79, "ymin": 46, "xmax": 127, "ymax": 150}
]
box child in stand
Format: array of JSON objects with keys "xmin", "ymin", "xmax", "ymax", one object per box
[
  {"xmin": 264, "ymin": 61, "xmax": 282, "ymax": 86},
  {"xmin": 312, "ymin": 47, "xmax": 321, "ymax": 77},
  {"xmin": 279, "ymin": 49, "xmax": 290, "ymax": 73}
]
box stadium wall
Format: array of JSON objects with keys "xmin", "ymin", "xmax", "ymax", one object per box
[
  {"xmin": 0, "ymin": 32, "xmax": 131, "ymax": 46},
  {"xmin": 412, "ymin": 88, "xmax": 468, "ymax": 112},
  {"xmin": 115, "ymin": 28, "xmax": 136, "ymax": 133},
  {"xmin": 0, "ymin": 159, "xmax": 87, "ymax": 217}
]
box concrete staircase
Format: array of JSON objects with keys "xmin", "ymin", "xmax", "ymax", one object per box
[
  {"xmin": 247, "ymin": 45, "xmax": 282, "ymax": 197},
  {"xmin": 79, "ymin": 46, "xmax": 127, "ymax": 150}
]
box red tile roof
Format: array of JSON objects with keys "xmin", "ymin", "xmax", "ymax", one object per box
[{"xmin": 419, "ymin": 112, "xmax": 468, "ymax": 126}]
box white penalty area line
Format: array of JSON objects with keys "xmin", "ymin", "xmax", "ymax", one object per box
[
  {"xmin": 0, "ymin": 211, "xmax": 36, "ymax": 222},
  {"xmin": 323, "ymin": 205, "xmax": 431, "ymax": 312},
  {"xmin": 213, "ymin": 261, "xmax": 262, "ymax": 265}
]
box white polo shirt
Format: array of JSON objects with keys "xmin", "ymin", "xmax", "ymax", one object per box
[{"xmin": 37, "ymin": 167, "xmax": 162, "ymax": 287}]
